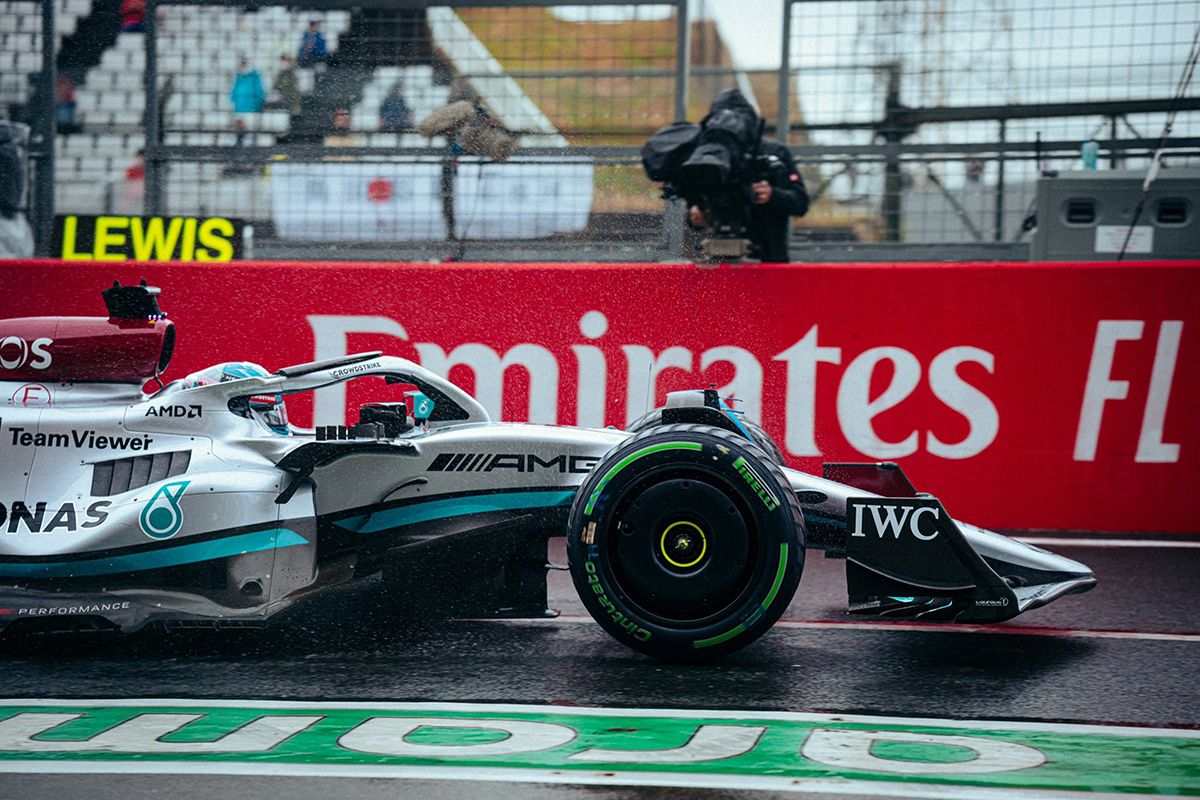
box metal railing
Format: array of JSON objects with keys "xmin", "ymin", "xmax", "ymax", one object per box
[{"xmin": 6, "ymin": 0, "xmax": 1199, "ymax": 259}]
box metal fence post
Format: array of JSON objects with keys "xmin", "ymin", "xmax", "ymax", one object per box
[
  {"xmin": 144, "ymin": 0, "xmax": 161, "ymax": 215},
  {"xmin": 994, "ymin": 118, "xmax": 1006, "ymax": 241},
  {"xmin": 663, "ymin": 0, "xmax": 691, "ymax": 259},
  {"xmin": 777, "ymin": 0, "xmax": 792, "ymax": 145},
  {"xmin": 673, "ymin": 0, "xmax": 690, "ymax": 122},
  {"xmin": 34, "ymin": 0, "xmax": 56, "ymax": 255}
]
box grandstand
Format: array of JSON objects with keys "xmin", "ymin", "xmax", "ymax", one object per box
[
  {"xmin": 351, "ymin": 65, "xmax": 447, "ymax": 149},
  {"xmin": 0, "ymin": 0, "xmax": 92, "ymax": 109},
  {"xmin": 58, "ymin": 6, "xmax": 351, "ymax": 216},
  {"xmin": 5, "ymin": 3, "xmax": 570, "ymax": 220}
]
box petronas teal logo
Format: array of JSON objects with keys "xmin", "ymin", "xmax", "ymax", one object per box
[{"xmin": 139, "ymin": 481, "xmax": 189, "ymax": 540}]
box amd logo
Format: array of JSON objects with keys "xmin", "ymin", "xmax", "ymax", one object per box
[
  {"xmin": 850, "ymin": 502, "xmax": 940, "ymax": 541},
  {"xmin": 0, "ymin": 336, "xmax": 52, "ymax": 371},
  {"xmin": 145, "ymin": 404, "xmax": 203, "ymax": 419},
  {"xmin": 428, "ymin": 453, "xmax": 599, "ymax": 474}
]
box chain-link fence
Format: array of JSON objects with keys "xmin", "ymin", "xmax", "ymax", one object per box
[
  {"xmin": 4, "ymin": 0, "xmax": 1199, "ymax": 259},
  {"xmin": 139, "ymin": 2, "xmax": 690, "ymax": 259},
  {"xmin": 785, "ymin": 0, "xmax": 1200, "ymax": 248}
]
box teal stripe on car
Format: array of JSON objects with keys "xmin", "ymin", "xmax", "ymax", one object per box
[
  {"xmin": 340, "ymin": 490, "xmax": 576, "ymax": 534},
  {"xmin": 719, "ymin": 396, "xmax": 753, "ymax": 439},
  {"xmin": 0, "ymin": 529, "xmax": 308, "ymax": 579},
  {"xmin": 802, "ymin": 510, "xmax": 847, "ymax": 529}
]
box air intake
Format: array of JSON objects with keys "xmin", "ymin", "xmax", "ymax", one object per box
[{"xmin": 92, "ymin": 451, "xmax": 191, "ymax": 496}]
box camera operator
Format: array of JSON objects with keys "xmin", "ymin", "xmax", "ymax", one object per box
[
  {"xmin": 685, "ymin": 90, "xmax": 808, "ymax": 262},
  {"xmin": 0, "ymin": 122, "xmax": 34, "ymax": 259}
]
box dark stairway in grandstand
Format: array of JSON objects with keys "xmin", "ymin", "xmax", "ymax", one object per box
[
  {"xmin": 55, "ymin": 0, "xmax": 121, "ymax": 93},
  {"xmin": 288, "ymin": 8, "xmax": 438, "ymax": 142}
]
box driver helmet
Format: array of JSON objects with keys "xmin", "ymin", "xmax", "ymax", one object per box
[{"xmin": 182, "ymin": 361, "xmax": 289, "ymax": 436}]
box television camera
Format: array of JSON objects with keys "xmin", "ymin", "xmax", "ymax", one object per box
[{"xmin": 642, "ymin": 95, "xmax": 788, "ymax": 260}]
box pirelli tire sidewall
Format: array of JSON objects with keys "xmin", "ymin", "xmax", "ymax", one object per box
[
  {"xmin": 568, "ymin": 424, "xmax": 804, "ymax": 660},
  {"xmin": 740, "ymin": 418, "xmax": 786, "ymax": 466}
]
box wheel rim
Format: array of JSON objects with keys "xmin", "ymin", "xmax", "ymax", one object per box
[
  {"xmin": 658, "ymin": 520, "xmax": 708, "ymax": 569},
  {"xmin": 605, "ymin": 468, "xmax": 761, "ymax": 625}
]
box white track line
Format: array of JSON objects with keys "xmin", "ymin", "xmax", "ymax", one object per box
[
  {"xmin": 769, "ymin": 619, "xmax": 1200, "ymax": 642},
  {"xmin": 0, "ymin": 761, "xmax": 1182, "ymax": 800},
  {"xmin": 507, "ymin": 614, "xmax": 1200, "ymax": 643},
  {"xmin": 5, "ymin": 698, "xmax": 1199, "ymax": 738},
  {"xmin": 1015, "ymin": 537, "xmax": 1200, "ymax": 549}
]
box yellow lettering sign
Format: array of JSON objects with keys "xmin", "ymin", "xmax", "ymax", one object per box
[
  {"xmin": 179, "ymin": 218, "xmax": 198, "ymax": 261},
  {"xmin": 93, "ymin": 216, "xmax": 129, "ymax": 261},
  {"xmin": 59, "ymin": 216, "xmax": 91, "ymax": 260},
  {"xmin": 131, "ymin": 216, "xmax": 184, "ymax": 261},
  {"xmin": 196, "ymin": 217, "xmax": 235, "ymax": 262}
]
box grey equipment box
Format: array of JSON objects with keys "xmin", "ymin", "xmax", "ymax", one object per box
[{"xmin": 1030, "ymin": 168, "xmax": 1199, "ymax": 261}]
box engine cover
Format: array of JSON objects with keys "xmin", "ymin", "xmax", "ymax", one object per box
[{"xmin": 0, "ymin": 316, "xmax": 174, "ymax": 384}]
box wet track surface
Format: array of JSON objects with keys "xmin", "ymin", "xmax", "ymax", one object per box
[{"xmin": 1, "ymin": 538, "xmax": 1197, "ymax": 798}]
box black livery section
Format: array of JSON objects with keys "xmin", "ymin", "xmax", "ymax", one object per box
[{"xmin": 846, "ymin": 496, "xmax": 1019, "ymax": 622}]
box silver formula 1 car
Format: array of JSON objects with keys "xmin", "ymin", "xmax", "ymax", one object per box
[{"xmin": 0, "ymin": 283, "xmax": 1095, "ymax": 659}]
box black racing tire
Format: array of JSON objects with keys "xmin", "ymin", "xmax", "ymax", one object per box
[
  {"xmin": 628, "ymin": 407, "xmax": 786, "ymax": 466},
  {"xmin": 739, "ymin": 418, "xmax": 786, "ymax": 465},
  {"xmin": 567, "ymin": 423, "xmax": 804, "ymax": 660}
]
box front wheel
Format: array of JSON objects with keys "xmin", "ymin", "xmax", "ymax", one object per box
[
  {"xmin": 567, "ymin": 424, "xmax": 804, "ymax": 660},
  {"xmin": 628, "ymin": 406, "xmax": 786, "ymax": 466}
]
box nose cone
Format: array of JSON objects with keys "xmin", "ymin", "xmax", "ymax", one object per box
[{"xmin": 959, "ymin": 524, "xmax": 1097, "ymax": 610}]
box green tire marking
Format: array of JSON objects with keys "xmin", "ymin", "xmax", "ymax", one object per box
[
  {"xmin": 761, "ymin": 544, "xmax": 789, "ymax": 610},
  {"xmin": 583, "ymin": 442, "xmax": 702, "ymax": 517},
  {"xmin": 693, "ymin": 624, "xmax": 746, "ymax": 649},
  {"xmin": 693, "ymin": 544, "xmax": 789, "ymax": 649}
]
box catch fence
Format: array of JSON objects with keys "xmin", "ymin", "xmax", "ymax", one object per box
[{"xmin": 4, "ymin": 0, "xmax": 1198, "ymax": 259}]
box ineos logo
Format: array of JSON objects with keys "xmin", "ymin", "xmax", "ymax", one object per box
[
  {"xmin": 0, "ymin": 337, "xmax": 53, "ymax": 371},
  {"xmin": 851, "ymin": 502, "xmax": 940, "ymax": 541}
]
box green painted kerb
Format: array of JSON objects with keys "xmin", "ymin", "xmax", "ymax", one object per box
[
  {"xmin": 0, "ymin": 703, "xmax": 1196, "ymax": 796},
  {"xmin": 583, "ymin": 442, "xmax": 703, "ymax": 517}
]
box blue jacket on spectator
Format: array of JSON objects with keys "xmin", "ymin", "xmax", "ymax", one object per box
[
  {"xmin": 298, "ymin": 28, "xmax": 328, "ymax": 68},
  {"xmin": 230, "ymin": 68, "xmax": 265, "ymax": 113}
]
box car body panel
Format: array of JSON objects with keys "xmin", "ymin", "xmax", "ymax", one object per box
[{"xmin": 0, "ymin": 336, "xmax": 1094, "ymax": 635}]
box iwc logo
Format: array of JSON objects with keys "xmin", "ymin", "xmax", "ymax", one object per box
[{"xmin": 139, "ymin": 481, "xmax": 189, "ymax": 540}]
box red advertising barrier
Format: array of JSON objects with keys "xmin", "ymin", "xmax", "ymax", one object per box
[{"xmin": 3, "ymin": 259, "xmax": 1198, "ymax": 533}]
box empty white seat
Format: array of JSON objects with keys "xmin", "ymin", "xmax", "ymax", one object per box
[
  {"xmin": 260, "ymin": 111, "xmax": 288, "ymax": 131},
  {"xmin": 111, "ymin": 109, "xmax": 141, "ymax": 126},
  {"xmin": 57, "ymin": 182, "xmax": 109, "ymax": 214},
  {"xmin": 98, "ymin": 91, "xmax": 128, "ymax": 111},
  {"xmin": 170, "ymin": 110, "xmax": 201, "ymax": 129},
  {"xmin": 368, "ymin": 133, "xmax": 400, "ymax": 148},
  {"xmin": 183, "ymin": 132, "xmax": 218, "ymax": 146},
  {"xmin": 406, "ymin": 133, "xmax": 437, "ymax": 148}
]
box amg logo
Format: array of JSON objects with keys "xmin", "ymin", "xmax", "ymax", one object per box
[
  {"xmin": 851, "ymin": 503, "xmax": 940, "ymax": 541},
  {"xmin": 145, "ymin": 404, "xmax": 202, "ymax": 419},
  {"xmin": 733, "ymin": 456, "xmax": 780, "ymax": 511},
  {"xmin": 427, "ymin": 453, "xmax": 600, "ymax": 474}
]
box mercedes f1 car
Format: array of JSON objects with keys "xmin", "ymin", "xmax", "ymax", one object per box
[{"xmin": 0, "ymin": 283, "xmax": 1096, "ymax": 659}]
